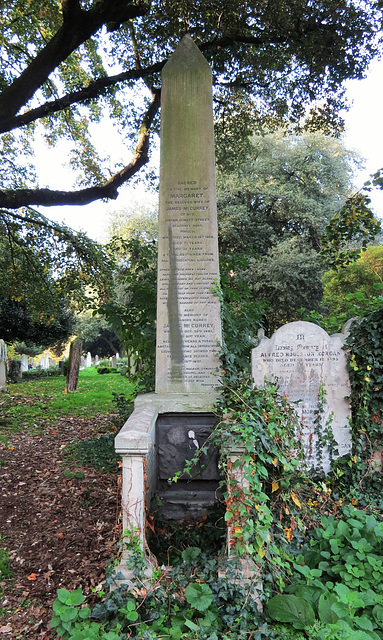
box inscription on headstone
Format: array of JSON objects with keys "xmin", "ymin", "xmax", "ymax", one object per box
[
  {"xmin": 252, "ymin": 321, "xmax": 351, "ymax": 473},
  {"xmin": 156, "ymin": 35, "xmax": 221, "ymax": 395}
]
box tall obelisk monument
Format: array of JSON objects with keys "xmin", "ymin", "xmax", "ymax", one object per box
[{"xmin": 155, "ymin": 35, "xmax": 222, "ymax": 395}]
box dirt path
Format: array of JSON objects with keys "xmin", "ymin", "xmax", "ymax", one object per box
[{"xmin": 0, "ymin": 416, "xmax": 121, "ymax": 638}]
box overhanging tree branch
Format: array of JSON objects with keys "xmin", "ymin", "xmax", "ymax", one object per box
[
  {"xmin": 0, "ymin": 0, "xmax": 149, "ymax": 120},
  {"xmin": 0, "ymin": 88, "xmax": 161, "ymax": 209},
  {"xmin": 0, "ymin": 33, "xmax": 279, "ymax": 134}
]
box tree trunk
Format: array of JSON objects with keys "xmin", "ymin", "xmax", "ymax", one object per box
[{"xmin": 65, "ymin": 337, "xmax": 82, "ymax": 393}]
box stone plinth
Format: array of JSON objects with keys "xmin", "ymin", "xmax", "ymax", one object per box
[{"xmin": 252, "ymin": 321, "xmax": 351, "ymax": 473}]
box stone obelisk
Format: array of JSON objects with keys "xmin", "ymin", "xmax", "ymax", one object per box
[{"xmin": 155, "ymin": 35, "xmax": 222, "ymax": 396}]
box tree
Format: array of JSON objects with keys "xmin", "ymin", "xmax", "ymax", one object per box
[
  {"xmin": 76, "ymin": 310, "xmax": 122, "ymax": 357},
  {"xmin": 0, "ymin": 0, "xmax": 381, "ymax": 215},
  {"xmin": 0, "ymin": 298, "xmax": 75, "ymax": 352},
  {"xmin": 98, "ymin": 236, "xmax": 157, "ymax": 387},
  {"xmin": 65, "ymin": 337, "xmax": 82, "ymax": 393},
  {"xmin": 322, "ymin": 245, "xmax": 383, "ymax": 317},
  {"xmin": 217, "ymin": 130, "xmax": 379, "ymax": 330},
  {"xmin": 106, "ymin": 199, "xmax": 158, "ymax": 244},
  {"xmin": 0, "ymin": 208, "xmax": 115, "ymax": 327}
]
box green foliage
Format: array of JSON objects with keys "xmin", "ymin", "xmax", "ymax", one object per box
[
  {"xmin": 0, "ymin": 546, "xmax": 12, "ymax": 581},
  {"xmin": 22, "ymin": 366, "xmax": 61, "ymax": 380},
  {"xmin": 75, "ymin": 311, "xmax": 122, "ymax": 360},
  {"xmin": 322, "ymin": 245, "xmax": 383, "ymax": 318},
  {"xmin": 148, "ymin": 509, "xmax": 226, "ymax": 566},
  {"xmin": 111, "ymin": 392, "xmax": 135, "ymax": 428},
  {"xmin": 322, "ymin": 194, "xmax": 381, "ymax": 268},
  {"xmin": 65, "ymin": 434, "xmax": 120, "ymax": 474},
  {"xmin": 343, "ymin": 306, "xmax": 383, "ymax": 459},
  {"xmin": 214, "ymin": 374, "xmax": 306, "ymax": 561},
  {"xmin": 98, "ymin": 236, "xmax": 157, "ymax": 390},
  {"xmin": 51, "ymin": 588, "xmax": 92, "ymax": 639},
  {"xmin": 269, "ymin": 506, "xmax": 383, "ymax": 639},
  {"xmin": 217, "ymin": 130, "xmax": 369, "ymax": 331},
  {"xmin": 0, "ymin": 298, "xmax": 75, "ymax": 350},
  {"xmin": 0, "ymin": 210, "xmax": 115, "ymax": 328},
  {"xmin": 87, "ymin": 541, "xmax": 262, "ymax": 640},
  {"xmin": 218, "ymin": 255, "xmax": 266, "ymax": 372},
  {"xmin": 268, "ymin": 594, "xmax": 315, "ymax": 629}
]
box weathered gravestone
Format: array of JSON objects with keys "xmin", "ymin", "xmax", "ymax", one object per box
[
  {"xmin": 0, "ymin": 340, "xmax": 7, "ymax": 390},
  {"xmin": 252, "ymin": 321, "xmax": 351, "ymax": 474},
  {"xmin": 155, "ymin": 35, "xmax": 221, "ymax": 396},
  {"xmin": 20, "ymin": 354, "xmax": 28, "ymax": 373},
  {"xmin": 114, "ymin": 37, "xmax": 222, "ymax": 578},
  {"xmin": 86, "ymin": 352, "xmax": 92, "ymax": 368}
]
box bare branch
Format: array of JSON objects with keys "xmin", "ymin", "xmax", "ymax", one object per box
[{"xmin": 0, "ymin": 88, "xmax": 161, "ymax": 209}]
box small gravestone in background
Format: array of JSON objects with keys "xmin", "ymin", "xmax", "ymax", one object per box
[
  {"xmin": 95, "ymin": 355, "xmax": 100, "ymax": 366},
  {"xmin": 20, "ymin": 354, "xmax": 28, "ymax": 372},
  {"xmin": 0, "ymin": 340, "xmax": 7, "ymax": 390},
  {"xmin": 252, "ymin": 321, "xmax": 351, "ymax": 474},
  {"xmin": 86, "ymin": 352, "xmax": 92, "ymax": 368}
]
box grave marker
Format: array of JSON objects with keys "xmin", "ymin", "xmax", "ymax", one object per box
[
  {"xmin": 0, "ymin": 340, "xmax": 6, "ymax": 390},
  {"xmin": 156, "ymin": 34, "xmax": 221, "ymax": 395},
  {"xmin": 252, "ymin": 321, "xmax": 351, "ymax": 473}
]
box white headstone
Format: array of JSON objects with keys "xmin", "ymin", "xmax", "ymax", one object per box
[
  {"xmin": 20, "ymin": 354, "xmax": 28, "ymax": 372},
  {"xmin": 252, "ymin": 321, "xmax": 351, "ymax": 473},
  {"xmin": 95, "ymin": 355, "xmax": 100, "ymax": 366},
  {"xmin": 111, "ymin": 355, "xmax": 117, "ymax": 367},
  {"xmin": 0, "ymin": 339, "xmax": 7, "ymax": 389},
  {"xmin": 43, "ymin": 352, "xmax": 49, "ymax": 369},
  {"xmin": 156, "ymin": 35, "xmax": 222, "ymax": 395},
  {"xmin": 86, "ymin": 352, "xmax": 92, "ymax": 367},
  {"xmin": 80, "ymin": 355, "xmax": 86, "ymax": 370}
]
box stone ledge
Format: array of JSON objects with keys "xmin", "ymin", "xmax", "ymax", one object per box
[
  {"xmin": 134, "ymin": 391, "xmax": 220, "ymax": 413},
  {"xmin": 114, "ymin": 404, "xmax": 158, "ymax": 454}
]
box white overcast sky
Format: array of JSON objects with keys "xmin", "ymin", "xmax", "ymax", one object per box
[{"xmin": 37, "ymin": 56, "xmax": 383, "ymax": 243}]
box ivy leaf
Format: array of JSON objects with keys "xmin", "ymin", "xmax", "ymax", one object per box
[
  {"xmin": 182, "ymin": 547, "xmax": 201, "ymax": 563},
  {"xmin": 185, "ymin": 583, "xmax": 213, "ymax": 612},
  {"xmin": 267, "ymin": 595, "xmax": 315, "ymax": 629},
  {"xmin": 272, "ymin": 480, "xmax": 279, "ymax": 493},
  {"xmin": 291, "ymin": 491, "xmax": 302, "ymax": 508}
]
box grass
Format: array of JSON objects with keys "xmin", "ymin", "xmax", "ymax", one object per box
[{"xmin": 0, "ymin": 367, "xmax": 136, "ymax": 434}]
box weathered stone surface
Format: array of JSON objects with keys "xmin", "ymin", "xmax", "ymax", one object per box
[
  {"xmin": 20, "ymin": 354, "xmax": 28, "ymax": 372},
  {"xmin": 157, "ymin": 412, "xmax": 218, "ymax": 480},
  {"xmin": 252, "ymin": 321, "xmax": 351, "ymax": 473},
  {"xmin": 156, "ymin": 35, "xmax": 221, "ymax": 395}
]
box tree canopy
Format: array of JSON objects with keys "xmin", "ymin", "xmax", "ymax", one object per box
[
  {"xmin": 216, "ymin": 130, "xmax": 381, "ymax": 331},
  {"xmin": 0, "ymin": 0, "xmax": 382, "ymax": 211}
]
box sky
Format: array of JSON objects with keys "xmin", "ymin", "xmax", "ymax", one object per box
[{"xmin": 37, "ymin": 57, "xmax": 383, "ymax": 243}]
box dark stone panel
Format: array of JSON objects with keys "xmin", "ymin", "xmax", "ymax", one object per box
[{"xmin": 156, "ymin": 412, "xmax": 219, "ymax": 480}]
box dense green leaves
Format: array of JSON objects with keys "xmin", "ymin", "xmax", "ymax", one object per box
[
  {"xmin": 0, "ymin": 207, "xmax": 114, "ymax": 340},
  {"xmin": 0, "ymin": 0, "xmax": 381, "ymax": 210},
  {"xmin": 217, "ymin": 130, "xmax": 375, "ymax": 331}
]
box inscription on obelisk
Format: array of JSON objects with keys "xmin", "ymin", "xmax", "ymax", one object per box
[{"xmin": 156, "ymin": 35, "xmax": 222, "ymax": 394}]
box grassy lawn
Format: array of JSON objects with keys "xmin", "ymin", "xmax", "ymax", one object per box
[{"xmin": 0, "ymin": 367, "xmax": 135, "ymax": 434}]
